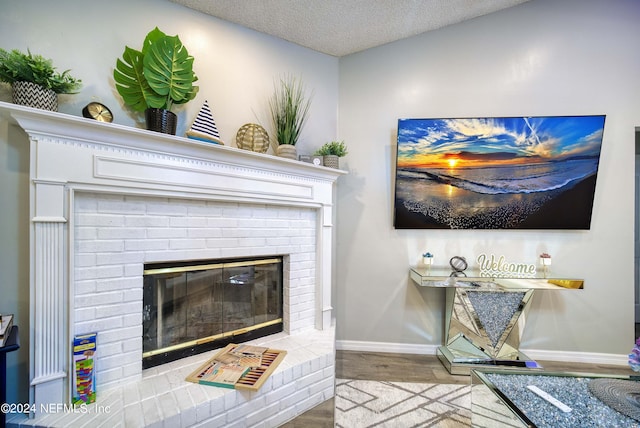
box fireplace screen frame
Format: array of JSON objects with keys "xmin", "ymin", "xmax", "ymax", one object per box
[{"xmin": 142, "ymin": 256, "xmax": 284, "ymax": 369}]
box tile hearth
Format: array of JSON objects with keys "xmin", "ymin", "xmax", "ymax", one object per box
[{"xmin": 7, "ymin": 327, "xmax": 335, "ymax": 427}]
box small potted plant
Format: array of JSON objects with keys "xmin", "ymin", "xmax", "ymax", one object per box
[
  {"xmin": 268, "ymin": 74, "xmax": 312, "ymax": 159},
  {"xmin": 315, "ymin": 140, "xmax": 348, "ymax": 169},
  {"xmin": 0, "ymin": 48, "xmax": 82, "ymax": 111},
  {"xmin": 114, "ymin": 27, "xmax": 199, "ymax": 135}
]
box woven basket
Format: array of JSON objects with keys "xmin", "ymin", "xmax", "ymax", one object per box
[
  {"xmin": 12, "ymin": 81, "xmax": 58, "ymax": 111},
  {"xmin": 236, "ymin": 123, "xmax": 270, "ymax": 153}
]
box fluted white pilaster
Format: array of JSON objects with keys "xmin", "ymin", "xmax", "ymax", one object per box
[
  {"xmin": 30, "ymin": 180, "xmax": 67, "ymax": 410},
  {"xmin": 319, "ymin": 204, "xmax": 334, "ymax": 330}
]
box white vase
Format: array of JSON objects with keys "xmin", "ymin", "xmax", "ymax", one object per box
[{"xmin": 12, "ymin": 81, "xmax": 58, "ymax": 111}]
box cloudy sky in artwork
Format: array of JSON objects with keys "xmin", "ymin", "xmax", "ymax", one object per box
[{"xmin": 396, "ymin": 116, "xmax": 605, "ymax": 168}]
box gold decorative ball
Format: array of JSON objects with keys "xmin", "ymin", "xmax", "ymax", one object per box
[{"xmin": 236, "ymin": 123, "xmax": 270, "ymax": 153}]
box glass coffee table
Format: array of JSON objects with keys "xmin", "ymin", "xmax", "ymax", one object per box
[{"xmin": 471, "ymin": 369, "xmax": 640, "ymax": 427}]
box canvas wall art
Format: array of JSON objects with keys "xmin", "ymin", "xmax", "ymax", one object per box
[{"xmin": 393, "ymin": 115, "xmax": 606, "ymax": 229}]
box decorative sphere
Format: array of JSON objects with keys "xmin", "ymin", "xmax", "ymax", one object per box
[{"xmin": 236, "ymin": 123, "xmax": 270, "ymax": 153}]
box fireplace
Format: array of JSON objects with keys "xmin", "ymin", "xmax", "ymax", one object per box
[
  {"xmin": 142, "ymin": 256, "xmax": 283, "ymax": 368},
  {"xmin": 0, "ymin": 101, "xmax": 344, "ymax": 424},
  {"xmin": 72, "ymin": 191, "xmax": 315, "ymax": 389}
]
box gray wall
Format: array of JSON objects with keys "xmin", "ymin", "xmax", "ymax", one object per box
[
  {"xmin": 0, "ymin": 0, "xmax": 339, "ymax": 404},
  {"xmin": 336, "ymin": 0, "xmax": 640, "ymax": 358}
]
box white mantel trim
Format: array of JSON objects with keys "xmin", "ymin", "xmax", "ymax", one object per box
[
  {"xmin": 0, "ymin": 101, "xmax": 344, "ymax": 411},
  {"xmin": 0, "ymin": 101, "xmax": 340, "ymax": 177}
]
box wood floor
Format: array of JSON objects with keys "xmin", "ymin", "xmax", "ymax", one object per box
[{"xmin": 280, "ymin": 349, "xmax": 637, "ymax": 427}]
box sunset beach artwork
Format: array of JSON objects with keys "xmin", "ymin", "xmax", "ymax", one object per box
[{"xmin": 393, "ymin": 115, "xmax": 606, "ymax": 229}]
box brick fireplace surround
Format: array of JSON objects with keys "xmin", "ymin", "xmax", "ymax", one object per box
[{"xmin": 0, "ymin": 101, "xmax": 344, "ymax": 427}]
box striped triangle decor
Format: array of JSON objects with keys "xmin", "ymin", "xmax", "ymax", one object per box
[{"xmin": 186, "ymin": 100, "xmax": 223, "ymax": 144}]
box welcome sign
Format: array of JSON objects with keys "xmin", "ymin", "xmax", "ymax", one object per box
[{"xmin": 476, "ymin": 253, "xmax": 536, "ymax": 277}]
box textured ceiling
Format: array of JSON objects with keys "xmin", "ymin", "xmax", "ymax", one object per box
[{"xmin": 171, "ymin": 0, "xmax": 530, "ymax": 57}]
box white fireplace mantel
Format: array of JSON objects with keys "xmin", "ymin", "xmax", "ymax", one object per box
[{"xmin": 0, "ymin": 101, "xmax": 345, "ymax": 410}]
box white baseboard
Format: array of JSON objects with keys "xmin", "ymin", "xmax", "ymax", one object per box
[
  {"xmin": 336, "ymin": 339, "xmax": 439, "ymax": 355},
  {"xmin": 519, "ymin": 348, "xmax": 629, "ymax": 367},
  {"xmin": 336, "ymin": 340, "xmax": 629, "ymax": 367}
]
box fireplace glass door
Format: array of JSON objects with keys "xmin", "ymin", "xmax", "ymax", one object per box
[{"xmin": 142, "ymin": 257, "xmax": 283, "ymax": 368}]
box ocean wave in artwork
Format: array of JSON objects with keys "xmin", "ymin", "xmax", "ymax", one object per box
[{"xmin": 398, "ymin": 158, "xmax": 598, "ymax": 195}]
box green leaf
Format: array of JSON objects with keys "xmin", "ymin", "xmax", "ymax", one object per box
[
  {"xmin": 113, "ymin": 46, "xmax": 162, "ymax": 112},
  {"xmin": 0, "ymin": 48, "xmax": 81, "ymax": 93},
  {"xmin": 143, "ymin": 35, "xmax": 197, "ymax": 110},
  {"xmin": 114, "ymin": 27, "xmax": 198, "ymax": 112},
  {"xmin": 315, "ymin": 141, "xmax": 348, "ymax": 156},
  {"xmin": 142, "ymin": 27, "xmax": 167, "ymax": 55},
  {"xmin": 268, "ymin": 75, "xmax": 312, "ymax": 146}
]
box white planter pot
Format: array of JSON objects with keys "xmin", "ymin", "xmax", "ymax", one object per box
[
  {"xmin": 323, "ymin": 155, "xmax": 339, "ymax": 169},
  {"xmin": 12, "ymin": 81, "xmax": 58, "ymax": 111},
  {"xmin": 277, "ymin": 144, "xmax": 297, "ymax": 160}
]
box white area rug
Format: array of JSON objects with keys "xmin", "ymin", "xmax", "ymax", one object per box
[{"xmin": 335, "ymin": 379, "xmax": 471, "ymax": 427}]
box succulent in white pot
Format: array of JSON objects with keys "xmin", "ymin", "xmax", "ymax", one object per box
[
  {"xmin": 0, "ymin": 48, "xmax": 82, "ymax": 111},
  {"xmin": 315, "ymin": 140, "xmax": 348, "ymax": 169}
]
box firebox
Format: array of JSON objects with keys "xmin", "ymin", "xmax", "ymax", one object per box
[{"xmin": 142, "ymin": 256, "xmax": 283, "ymax": 369}]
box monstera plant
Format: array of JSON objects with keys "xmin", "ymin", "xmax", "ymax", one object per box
[{"xmin": 114, "ymin": 27, "xmax": 199, "ymax": 134}]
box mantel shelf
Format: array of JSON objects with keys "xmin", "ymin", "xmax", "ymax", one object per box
[{"xmin": 0, "ymin": 101, "xmax": 347, "ymax": 183}]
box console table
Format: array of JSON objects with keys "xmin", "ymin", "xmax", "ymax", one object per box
[{"xmin": 410, "ymin": 267, "xmax": 583, "ymax": 375}]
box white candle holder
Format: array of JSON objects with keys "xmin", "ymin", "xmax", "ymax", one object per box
[
  {"xmin": 423, "ymin": 256, "xmax": 433, "ymax": 274},
  {"xmin": 540, "ymin": 257, "xmax": 551, "ymax": 277}
]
